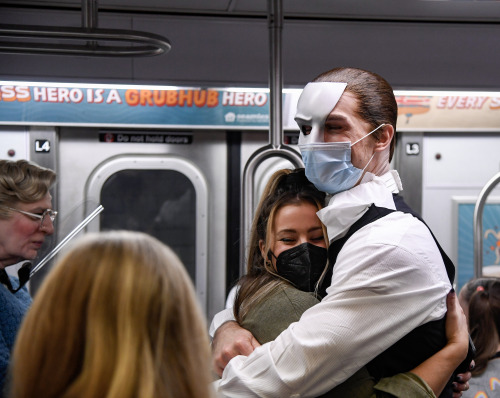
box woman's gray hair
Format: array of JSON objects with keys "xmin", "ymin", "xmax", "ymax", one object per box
[{"xmin": 0, "ymin": 159, "xmax": 56, "ymax": 219}]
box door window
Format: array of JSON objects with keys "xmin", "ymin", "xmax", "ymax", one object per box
[{"xmin": 100, "ymin": 169, "xmax": 196, "ymax": 281}]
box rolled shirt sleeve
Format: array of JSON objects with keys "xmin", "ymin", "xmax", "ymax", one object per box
[{"xmin": 216, "ymin": 212, "xmax": 451, "ymax": 397}]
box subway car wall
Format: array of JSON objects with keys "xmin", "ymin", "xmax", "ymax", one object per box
[
  {"xmin": 1, "ymin": 2, "xmax": 500, "ymax": 317},
  {"xmin": 2, "ymin": 84, "xmax": 500, "ymax": 318}
]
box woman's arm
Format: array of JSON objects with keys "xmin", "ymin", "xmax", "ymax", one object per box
[
  {"xmin": 409, "ymin": 290, "xmax": 470, "ymax": 396},
  {"xmin": 373, "ymin": 291, "xmax": 470, "ymax": 398}
]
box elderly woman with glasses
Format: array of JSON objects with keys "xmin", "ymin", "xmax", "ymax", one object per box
[{"xmin": 0, "ymin": 159, "xmax": 56, "ymax": 394}]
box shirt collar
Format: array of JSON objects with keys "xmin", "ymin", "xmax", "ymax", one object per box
[
  {"xmin": 378, "ymin": 170, "xmax": 403, "ymax": 194},
  {"xmin": 317, "ymin": 170, "xmax": 402, "ymax": 242}
]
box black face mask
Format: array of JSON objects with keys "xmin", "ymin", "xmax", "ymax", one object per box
[{"xmin": 272, "ymin": 242, "xmax": 329, "ymax": 297}]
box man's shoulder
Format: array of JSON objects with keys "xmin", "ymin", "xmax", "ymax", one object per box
[{"xmin": 352, "ymin": 210, "xmax": 429, "ymax": 245}]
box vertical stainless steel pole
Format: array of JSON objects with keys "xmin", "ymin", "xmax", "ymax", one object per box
[
  {"xmin": 268, "ymin": 0, "xmax": 283, "ymax": 149},
  {"xmin": 82, "ymin": 0, "xmax": 98, "ymax": 48}
]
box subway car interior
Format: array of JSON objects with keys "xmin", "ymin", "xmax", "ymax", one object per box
[{"xmin": 1, "ymin": 0, "xmax": 500, "ymax": 322}]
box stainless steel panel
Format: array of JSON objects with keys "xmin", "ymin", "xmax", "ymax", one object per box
[
  {"xmin": 85, "ymin": 155, "xmax": 209, "ymax": 313},
  {"xmin": 57, "ymin": 128, "xmax": 227, "ymax": 319}
]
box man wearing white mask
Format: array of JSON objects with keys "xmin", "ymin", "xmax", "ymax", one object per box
[{"xmin": 211, "ymin": 67, "xmax": 471, "ymax": 397}]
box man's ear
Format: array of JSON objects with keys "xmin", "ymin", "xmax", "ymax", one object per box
[{"xmin": 375, "ymin": 124, "xmax": 394, "ymax": 152}]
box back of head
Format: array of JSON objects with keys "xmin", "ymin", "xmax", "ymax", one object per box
[
  {"xmin": 313, "ymin": 67, "xmax": 398, "ymax": 162},
  {"xmin": 466, "ymin": 278, "xmax": 500, "ymax": 376},
  {"xmin": 459, "ymin": 277, "xmax": 499, "ymax": 304},
  {"xmin": 0, "ymin": 159, "xmax": 56, "ymax": 218},
  {"xmin": 9, "ymin": 230, "xmax": 213, "ymax": 398}
]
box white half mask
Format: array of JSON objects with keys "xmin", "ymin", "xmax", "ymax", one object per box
[{"xmin": 295, "ymin": 82, "xmax": 347, "ymax": 145}]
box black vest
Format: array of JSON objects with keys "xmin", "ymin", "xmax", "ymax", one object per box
[{"xmin": 326, "ymin": 194, "xmax": 456, "ymax": 397}]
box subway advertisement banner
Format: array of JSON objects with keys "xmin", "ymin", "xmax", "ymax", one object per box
[{"xmin": 1, "ymin": 82, "xmax": 500, "ymax": 131}]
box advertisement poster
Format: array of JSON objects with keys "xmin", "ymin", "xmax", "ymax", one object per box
[
  {"xmin": 455, "ymin": 198, "xmax": 500, "ymax": 290},
  {"xmin": 0, "ymin": 83, "xmax": 271, "ymax": 129},
  {"xmin": 1, "ymin": 82, "xmax": 500, "ymax": 131}
]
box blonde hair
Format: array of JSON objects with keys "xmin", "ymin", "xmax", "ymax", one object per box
[
  {"xmin": 0, "ymin": 159, "xmax": 56, "ymax": 219},
  {"xmin": 9, "ymin": 230, "xmax": 213, "ymax": 398}
]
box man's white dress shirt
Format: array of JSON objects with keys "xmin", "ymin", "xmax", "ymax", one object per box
[{"xmin": 212, "ymin": 171, "xmax": 452, "ymax": 397}]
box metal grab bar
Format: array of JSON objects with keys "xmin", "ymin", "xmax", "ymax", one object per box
[
  {"xmin": 30, "ymin": 205, "xmax": 104, "ymax": 277},
  {"xmin": 0, "ymin": 0, "xmax": 171, "ymax": 57},
  {"xmin": 239, "ymin": 0, "xmax": 304, "ymax": 276},
  {"xmin": 0, "ymin": 26, "xmax": 171, "ymax": 57},
  {"xmin": 0, "ymin": 25, "xmax": 170, "ymax": 57},
  {"xmin": 473, "ymin": 171, "xmax": 500, "ymax": 278},
  {"xmin": 240, "ymin": 146, "xmax": 303, "ymax": 276}
]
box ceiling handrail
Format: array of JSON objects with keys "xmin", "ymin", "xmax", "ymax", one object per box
[
  {"xmin": 0, "ymin": 25, "xmax": 171, "ymax": 56},
  {"xmin": 0, "ymin": 0, "xmax": 171, "ymax": 57}
]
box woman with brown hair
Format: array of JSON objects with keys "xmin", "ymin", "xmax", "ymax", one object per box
[
  {"xmin": 233, "ymin": 167, "xmax": 330, "ymax": 341},
  {"xmin": 8, "ymin": 230, "xmax": 214, "ymax": 398}
]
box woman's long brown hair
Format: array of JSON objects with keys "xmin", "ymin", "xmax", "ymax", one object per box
[{"xmin": 233, "ymin": 168, "xmax": 327, "ymax": 324}]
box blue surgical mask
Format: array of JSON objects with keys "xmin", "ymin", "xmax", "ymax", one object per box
[{"xmin": 299, "ymin": 124, "xmax": 385, "ymax": 195}]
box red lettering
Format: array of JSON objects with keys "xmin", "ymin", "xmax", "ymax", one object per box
[
  {"xmin": 166, "ymin": 91, "xmax": 178, "ymax": 106},
  {"xmin": 139, "ymin": 90, "xmax": 153, "ymax": 106},
  {"xmin": 490, "ymin": 97, "xmax": 500, "ymax": 110},
  {"xmin": 0, "ymin": 86, "xmax": 16, "ymax": 102},
  {"xmin": 455, "ymin": 97, "xmax": 466, "ymax": 109},
  {"xmin": 437, "ymin": 97, "xmax": 447, "ymax": 109},
  {"xmin": 194, "ymin": 90, "xmax": 206, "ymax": 107},
  {"xmin": 125, "ymin": 89, "xmax": 139, "ymax": 106},
  {"xmin": 446, "ymin": 97, "xmax": 458, "ymax": 108},
  {"xmin": 476, "ymin": 97, "xmax": 488, "ymax": 109},
  {"xmin": 206, "ymin": 90, "xmax": 219, "ymax": 107},
  {"xmin": 178, "ymin": 90, "xmax": 193, "ymax": 107},
  {"xmin": 153, "ymin": 91, "xmax": 166, "ymax": 106}
]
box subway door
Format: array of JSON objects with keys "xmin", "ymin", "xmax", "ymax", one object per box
[{"xmin": 61, "ymin": 130, "xmax": 227, "ymax": 320}]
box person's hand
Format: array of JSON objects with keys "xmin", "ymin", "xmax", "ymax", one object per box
[
  {"xmin": 212, "ymin": 321, "xmax": 260, "ymax": 377},
  {"xmin": 445, "ymin": 290, "xmax": 469, "ymax": 360},
  {"xmin": 446, "ymin": 290, "xmax": 471, "ymax": 397},
  {"xmin": 452, "ymin": 366, "xmax": 472, "ymax": 398}
]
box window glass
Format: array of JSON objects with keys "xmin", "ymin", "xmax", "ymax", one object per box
[{"xmin": 100, "ymin": 169, "xmax": 196, "ymax": 281}]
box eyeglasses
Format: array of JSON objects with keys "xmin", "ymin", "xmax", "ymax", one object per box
[{"xmin": 4, "ymin": 206, "xmax": 58, "ymax": 228}]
